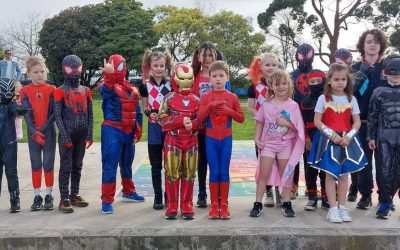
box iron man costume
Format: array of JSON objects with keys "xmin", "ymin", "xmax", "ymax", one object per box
[{"xmin": 158, "ymin": 63, "xmax": 200, "ymax": 220}]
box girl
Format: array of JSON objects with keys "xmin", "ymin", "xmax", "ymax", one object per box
[
  {"xmin": 140, "ymin": 50, "xmax": 172, "ymax": 210},
  {"xmin": 20, "ymin": 56, "xmax": 56, "ymax": 211},
  {"xmin": 308, "ymin": 63, "xmax": 367, "ymax": 223},
  {"xmin": 247, "ymin": 53, "xmax": 282, "ymax": 208},
  {"xmin": 191, "ymin": 41, "xmax": 230, "ymax": 208},
  {"xmin": 249, "ymin": 70, "xmax": 305, "ymax": 218}
]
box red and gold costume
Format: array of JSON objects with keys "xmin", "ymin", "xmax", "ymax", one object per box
[{"xmin": 158, "ymin": 64, "xmax": 200, "ymax": 219}]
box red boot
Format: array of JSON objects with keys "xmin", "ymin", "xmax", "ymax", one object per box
[
  {"xmin": 208, "ymin": 182, "xmax": 220, "ymax": 219},
  {"xmin": 219, "ymin": 182, "xmax": 230, "ymax": 219},
  {"xmin": 165, "ymin": 178, "xmax": 179, "ymax": 219},
  {"xmin": 180, "ymin": 178, "xmax": 195, "ymax": 220}
]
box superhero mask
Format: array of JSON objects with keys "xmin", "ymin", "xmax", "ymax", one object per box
[
  {"xmin": 334, "ymin": 48, "xmax": 353, "ymax": 66},
  {"xmin": 108, "ymin": 54, "xmax": 127, "ymax": 84},
  {"xmin": 296, "ymin": 43, "xmax": 314, "ymax": 72},
  {"xmin": 62, "ymin": 55, "xmax": 82, "ymax": 88},
  {"xmin": 384, "ymin": 57, "xmax": 400, "ymax": 76},
  {"xmin": 171, "ymin": 63, "xmax": 194, "ymax": 94},
  {"xmin": 0, "ymin": 78, "xmax": 15, "ymax": 103},
  {"xmin": 307, "ymin": 70, "xmax": 326, "ymax": 96}
]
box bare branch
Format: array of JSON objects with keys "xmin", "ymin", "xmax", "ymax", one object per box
[{"xmin": 311, "ymin": 0, "xmax": 333, "ymax": 40}]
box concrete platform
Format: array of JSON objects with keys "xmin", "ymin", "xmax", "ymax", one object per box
[{"xmin": 1, "ymin": 142, "xmax": 400, "ymax": 250}]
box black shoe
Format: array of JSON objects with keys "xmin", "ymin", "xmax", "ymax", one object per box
[
  {"xmin": 249, "ymin": 202, "xmax": 262, "ymax": 217},
  {"xmin": 357, "ymin": 195, "xmax": 372, "ymax": 209},
  {"xmin": 196, "ymin": 192, "xmax": 207, "ymax": 208},
  {"xmin": 30, "ymin": 195, "xmax": 43, "ymax": 211},
  {"xmin": 304, "ymin": 197, "xmax": 317, "ymax": 211},
  {"xmin": 321, "ymin": 198, "xmax": 330, "ymax": 209},
  {"xmin": 44, "ymin": 194, "xmax": 54, "ymax": 210},
  {"xmin": 282, "ymin": 202, "xmax": 295, "ymax": 217},
  {"xmin": 10, "ymin": 200, "xmax": 21, "ymax": 213},
  {"xmin": 59, "ymin": 199, "xmax": 74, "ymax": 213},
  {"xmin": 153, "ymin": 195, "xmax": 164, "ymax": 210},
  {"xmin": 347, "ymin": 191, "xmax": 357, "ymax": 202}
]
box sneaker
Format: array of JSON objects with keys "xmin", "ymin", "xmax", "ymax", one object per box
[
  {"xmin": 321, "ymin": 198, "xmax": 330, "ymax": 209},
  {"xmin": 326, "ymin": 206, "xmax": 342, "ymax": 223},
  {"xmin": 196, "ymin": 192, "xmax": 207, "ymax": 208},
  {"xmin": 338, "ymin": 206, "xmax": 352, "ymax": 222},
  {"xmin": 59, "ymin": 199, "xmax": 74, "ymax": 213},
  {"xmin": 290, "ymin": 185, "xmax": 298, "ymax": 200},
  {"xmin": 264, "ymin": 189, "xmax": 274, "ymax": 207},
  {"xmin": 70, "ymin": 195, "xmax": 89, "ymax": 207},
  {"xmin": 376, "ymin": 202, "xmax": 391, "ymax": 219},
  {"xmin": 43, "ymin": 195, "xmax": 54, "ymax": 210},
  {"xmin": 249, "ymin": 202, "xmax": 263, "ymax": 217},
  {"xmin": 102, "ymin": 203, "xmax": 113, "ymax": 214},
  {"xmin": 122, "ymin": 192, "xmax": 145, "ymax": 203},
  {"xmin": 356, "ymin": 195, "xmax": 372, "ymax": 209},
  {"xmin": 281, "ymin": 202, "xmax": 295, "ymax": 217},
  {"xmin": 10, "ymin": 200, "xmax": 21, "ymax": 213},
  {"xmin": 275, "ymin": 188, "xmax": 282, "ymax": 207},
  {"xmin": 153, "ymin": 194, "xmax": 163, "ymax": 210},
  {"xmin": 30, "ymin": 195, "xmax": 43, "ymax": 211},
  {"xmin": 304, "ymin": 197, "xmax": 318, "ymax": 211}
]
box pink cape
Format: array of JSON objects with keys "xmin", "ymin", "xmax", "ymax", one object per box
[{"xmin": 255, "ymin": 99, "xmax": 305, "ymax": 187}]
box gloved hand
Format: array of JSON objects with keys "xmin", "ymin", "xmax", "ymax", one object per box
[
  {"xmin": 214, "ymin": 105, "xmax": 233, "ymax": 116},
  {"xmin": 63, "ymin": 143, "xmax": 73, "ymax": 148},
  {"xmin": 207, "ymin": 101, "xmax": 225, "ymax": 111},
  {"xmin": 32, "ymin": 131, "xmax": 45, "ymax": 146},
  {"xmin": 359, "ymin": 63, "xmax": 374, "ymax": 77}
]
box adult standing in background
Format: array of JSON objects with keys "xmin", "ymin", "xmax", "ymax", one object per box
[
  {"xmin": 0, "ymin": 49, "xmax": 22, "ymax": 84},
  {"xmin": 348, "ymin": 29, "xmax": 388, "ymax": 209}
]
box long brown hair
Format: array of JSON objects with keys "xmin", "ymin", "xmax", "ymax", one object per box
[
  {"xmin": 324, "ymin": 63, "xmax": 353, "ymax": 102},
  {"xmin": 356, "ymin": 29, "xmax": 388, "ymax": 57},
  {"xmin": 141, "ymin": 49, "xmax": 172, "ymax": 82},
  {"xmin": 191, "ymin": 41, "xmax": 218, "ymax": 76}
]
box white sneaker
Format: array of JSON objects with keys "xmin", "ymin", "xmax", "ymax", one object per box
[
  {"xmin": 339, "ymin": 205, "xmax": 352, "ymax": 222},
  {"xmin": 264, "ymin": 189, "xmax": 274, "ymax": 207},
  {"xmin": 326, "ymin": 206, "xmax": 343, "ymax": 223}
]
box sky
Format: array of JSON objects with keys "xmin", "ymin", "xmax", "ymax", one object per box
[{"xmin": 1, "ymin": 0, "xmax": 372, "ymax": 70}]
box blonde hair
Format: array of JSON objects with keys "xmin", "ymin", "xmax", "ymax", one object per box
[
  {"xmin": 209, "ymin": 60, "xmax": 229, "ymax": 76},
  {"xmin": 266, "ymin": 69, "xmax": 293, "ymax": 100},
  {"xmin": 248, "ymin": 53, "xmax": 280, "ymax": 85},
  {"xmin": 25, "ymin": 55, "xmax": 48, "ymax": 74}
]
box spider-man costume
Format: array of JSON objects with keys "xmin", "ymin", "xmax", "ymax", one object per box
[
  {"xmin": 0, "ymin": 78, "xmax": 28, "ymax": 212},
  {"xmin": 54, "ymin": 55, "xmax": 93, "ymax": 209},
  {"xmin": 20, "ymin": 83, "xmax": 56, "ymax": 194},
  {"xmin": 100, "ymin": 54, "xmax": 144, "ymax": 210},
  {"xmin": 291, "ymin": 43, "xmax": 315, "ymax": 193},
  {"xmin": 198, "ymin": 88, "xmax": 244, "ymax": 219},
  {"xmin": 159, "ymin": 63, "xmax": 200, "ymax": 219}
]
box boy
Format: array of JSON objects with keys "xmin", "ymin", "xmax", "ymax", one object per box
[
  {"xmin": 367, "ymin": 55, "xmax": 400, "ymax": 219},
  {"xmin": 198, "ymin": 61, "xmax": 245, "ymax": 219},
  {"xmin": 300, "ymin": 70, "xmax": 329, "ymax": 211}
]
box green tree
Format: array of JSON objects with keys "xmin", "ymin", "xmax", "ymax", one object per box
[
  {"xmin": 38, "ymin": 5, "xmax": 102, "ymax": 86},
  {"xmin": 371, "ymin": 0, "xmax": 400, "ymax": 52},
  {"xmin": 153, "ymin": 6, "xmax": 207, "ymax": 61},
  {"xmin": 208, "ymin": 11, "xmax": 266, "ymax": 82},
  {"xmin": 258, "ymin": 0, "xmax": 374, "ymax": 65},
  {"xmin": 94, "ymin": 0, "xmax": 158, "ymax": 71},
  {"xmin": 0, "ymin": 47, "xmax": 3, "ymax": 60}
]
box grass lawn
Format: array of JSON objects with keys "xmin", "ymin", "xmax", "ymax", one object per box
[{"xmin": 21, "ymin": 95, "xmax": 255, "ymax": 142}]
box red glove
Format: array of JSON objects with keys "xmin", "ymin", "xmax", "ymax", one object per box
[
  {"xmin": 86, "ymin": 140, "xmax": 93, "ymax": 149},
  {"xmin": 215, "ymin": 105, "xmax": 232, "ymax": 116},
  {"xmin": 63, "ymin": 143, "xmax": 73, "ymax": 148},
  {"xmin": 207, "ymin": 101, "xmax": 225, "ymax": 111},
  {"xmin": 31, "ymin": 131, "xmax": 45, "ymax": 146}
]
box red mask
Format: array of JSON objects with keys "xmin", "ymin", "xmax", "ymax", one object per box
[{"xmin": 108, "ymin": 54, "xmax": 127, "ymax": 83}]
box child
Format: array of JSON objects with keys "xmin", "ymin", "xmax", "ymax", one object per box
[
  {"xmin": 248, "ymin": 53, "xmax": 282, "ymax": 207},
  {"xmin": 0, "ymin": 78, "xmax": 27, "ymax": 213},
  {"xmin": 300, "ymin": 70, "xmax": 329, "ymax": 210},
  {"xmin": 367, "ymin": 55, "xmax": 400, "ymax": 219},
  {"xmin": 197, "ymin": 61, "xmax": 244, "ymax": 219},
  {"xmin": 159, "ymin": 63, "xmax": 200, "ymax": 220},
  {"xmin": 140, "ymin": 50, "xmax": 172, "ymax": 210},
  {"xmin": 334, "ymin": 48, "xmax": 353, "ymax": 66},
  {"xmin": 191, "ymin": 41, "xmax": 231, "ymax": 208},
  {"xmin": 308, "ymin": 63, "xmax": 367, "ymax": 223},
  {"xmin": 54, "ymin": 55, "xmax": 94, "ymax": 213},
  {"xmin": 99, "ymin": 55, "xmax": 144, "ymax": 214},
  {"xmin": 249, "ymin": 70, "xmax": 305, "ymax": 218},
  {"xmin": 20, "ymin": 56, "xmax": 56, "ymax": 211}
]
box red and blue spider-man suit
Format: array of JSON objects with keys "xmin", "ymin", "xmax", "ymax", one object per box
[
  {"xmin": 159, "ymin": 64, "xmax": 200, "ymax": 220},
  {"xmin": 100, "ymin": 54, "xmax": 143, "ymax": 207}
]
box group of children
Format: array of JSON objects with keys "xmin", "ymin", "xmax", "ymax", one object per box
[{"xmin": 1, "ymin": 29, "xmax": 400, "ymax": 224}]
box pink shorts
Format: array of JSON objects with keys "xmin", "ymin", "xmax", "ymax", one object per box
[{"xmin": 259, "ymin": 146, "xmax": 291, "ymax": 159}]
